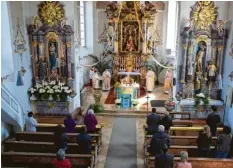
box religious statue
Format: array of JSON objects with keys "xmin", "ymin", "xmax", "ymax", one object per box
[
  {"xmin": 126, "ymin": 35, "xmax": 135, "ymax": 52},
  {"xmin": 164, "ymin": 69, "xmax": 173, "ymax": 94},
  {"xmin": 196, "ymin": 42, "xmax": 206, "ymax": 73},
  {"xmin": 207, "ymin": 61, "xmax": 217, "ymax": 89},
  {"xmin": 38, "ymin": 56, "xmax": 48, "ymax": 79},
  {"xmin": 92, "ymin": 71, "xmax": 101, "ymax": 89},
  {"xmin": 194, "ymin": 73, "xmax": 202, "ymax": 94},
  {"xmin": 60, "ymin": 57, "xmax": 66, "ymax": 77},
  {"xmin": 146, "ymin": 69, "xmax": 155, "ymax": 92},
  {"xmin": 49, "ymin": 69, "xmax": 59, "ymax": 82},
  {"xmin": 89, "ymin": 67, "xmax": 95, "ymax": 86},
  {"xmin": 187, "ymin": 55, "xmax": 194, "ymax": 76},
  {"xmin": 49, "ymin": 42, "xmax": 58, "ymax": 70},
  {"xmin": 102, "ymin": 69, "xmax": 111, "ymax": 91}
]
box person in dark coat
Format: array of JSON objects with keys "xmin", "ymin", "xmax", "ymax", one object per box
[
  {"xmin": 146, "ymin": 108, "xmax": 161, "ymax": 134},
  {"xmin": 53, "ymin": 124, "xmax": 69, "ymax": 152},
  {"xmin": 206, "ymin": 106, "xmax": 220, "ymax": 136},
  {"xmin": 64, "ymin": 113, "xmax": 76, "ymax": 133},
  {"xmin": 76, "ymin": 126, "xmax": 92, "ymax": 154},
  {"xmin": 196, "ymin": 125, "xmax": 212, "ymax": 157},
  {"xmin": 159, "ymin": 111, "xmax": 172, "ymax": 132},
  {"xmin": 150, "ymin": 125, "xmax": 170, "ymax": 156},
  {"xmin": 84, "ymin": 109, "xmax": 98, "ymax": 133},
  {"xmin": 155, "ymin": 144, "xmax": 174, "ymax": 168},
  {"xmin": 229, "ymin": 137, "xmax": 233, "ymax": 158}
]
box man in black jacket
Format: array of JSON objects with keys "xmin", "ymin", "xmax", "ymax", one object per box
[
  {"xmin": 159, "ymin": 111, "xmax": 172, "ymax": 132},
  {"xmin": 150, "ymin": 125, "xmax": 170, "ymax": 156},
  {"xmin": 147, "ymin": 108, "xmax": 161, "ymax": 134},
  {"xmin": 155, "ymin": 144, "xmax": 174, "ymax": 168},
  {"xmin": 206, "ymin": 106, "xmax": 220, "ymax": 136}
]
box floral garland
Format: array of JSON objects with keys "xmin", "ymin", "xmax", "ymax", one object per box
[
  {"xmin": 28, "ymin": 81, "xmax": 73, "ymax": 101},
  {"xmin": 194, "ymin": 93, "xmax": 209, "ymax": 108}
]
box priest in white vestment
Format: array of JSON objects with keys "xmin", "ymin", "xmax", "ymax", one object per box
[
  {"xmin": 102, "ymin": 69, "xmax": 111, "ymax": 91},
  {"xmin": 146, "ymin": 70, "xmax": 155, "ymax": 92},
  {"xmin": 92, "ymin": 71, "xmax": 101, "ymax": 89}
]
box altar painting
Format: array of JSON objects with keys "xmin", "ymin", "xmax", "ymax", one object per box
[{"xmin": 121, "ymin": 21, "xmax": 140, "ymax": 52}]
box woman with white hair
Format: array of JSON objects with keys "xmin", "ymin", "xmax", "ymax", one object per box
[
  {"xmin": 84, "ymin": 108, "xmax": 98, "ymax": 133},
  {"xmin": 52, "ymin": 149, "xmax": 71, "ymax": 168},
  {"xmin": 175, "ymin": 151, "xmax": 192, "ymax": 168}
]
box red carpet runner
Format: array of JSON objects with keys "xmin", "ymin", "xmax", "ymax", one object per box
[{"xmin": 104, "ymin": 87, "xmax": 146, "ymax": 104}]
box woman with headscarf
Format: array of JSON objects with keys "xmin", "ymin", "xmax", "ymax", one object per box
[{"xmin": 84, "ymin": 109, "xmax": 98, "ymax": 133}]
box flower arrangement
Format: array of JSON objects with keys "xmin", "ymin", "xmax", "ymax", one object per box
[
  {"xmin": 164, "ymin": 98, "xmax": 176, "ymax": 111},
  {"xmin": 28, "ymin": 81, "xmax": 74, "ymax": 101},
  {"xmin": 115, "ymin": 99, "xmax": 121, "ymax": 106},
  {"xmin": 132, "ymin": 99, "xmax": 138, "ymax": 107},
  {"xmin": 194, "ymin": 93, "xmax": 209, "ymax": 108}
]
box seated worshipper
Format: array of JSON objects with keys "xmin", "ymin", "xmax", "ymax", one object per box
[
  {"xmin": 215, "ymin": 126, "xmax": 232, "ymax": 158},
  {"xmin": 159, "ymin": 111, "xmax": 172, "ymax": 132},
  {"xmin": 175, "ymin": 151, "xmax": 192, "ymax": 168},
  {"xmin": 76, "ymin": 126, "xmax": 92, "ymax": 154},
  {"xmin": 146, "ymin": 108, "xmax": 161, "ymax": 134},
  {"xmin": 84, "ymin": 109, "xmax": 98, "ymax": 133},
  {"xmin": 52, "ymin": 149, "xmax": 71, "ymax": 168},
  {"xmin": 64, "ymin": 113, "xmax": 76, "ymax": 133},
  {"xmin": 25, "ymin": 111, "xmax": 38, "ymax": 132},
  {"xmin": 150, "ymin": 125, "xmax": 170, "ymax": 156},
  {"xmin": 53, "ymin": 124, "xmax": 69, "ymax": 152},
  {"xmin": 206, "ymin": 106, "xmax": 220, "ymax": 136},
  {"xmin": 196, "ymin": 125, "xmax": 212, "ymax": 157},
  {"xmin": 155, "ymin": 144, "xmax": 174, "ymax": 168},
  {"xmin": 76, "ymin": 110, "xmax": 85, "ymax": 125}
]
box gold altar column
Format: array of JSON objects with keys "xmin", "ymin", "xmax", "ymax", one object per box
[
  {"xmin": 114, "ymin": 19, "xmax": 119, "ymax": 53},
  {"xmin": 142, "ymin": 18, "xmax": 147, "ymax": 54}
]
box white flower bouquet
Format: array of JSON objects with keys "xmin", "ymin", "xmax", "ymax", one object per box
[{"xmin": 194, "ymin": 92, "xmax": 209, "ymax": 110}]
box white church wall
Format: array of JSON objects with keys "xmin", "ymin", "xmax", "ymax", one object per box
[
  {"xmin": 222, "ymin": 1, "xmax": 233, "ymax": 132},
  {"xmin": 1, "ymin": 121, "xmax": 11, "ymax": 142}
]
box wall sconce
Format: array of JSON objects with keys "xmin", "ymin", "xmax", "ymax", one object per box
[{"xmin": 229, "ymin": 71, "xmax": 233, "ymax": 81}]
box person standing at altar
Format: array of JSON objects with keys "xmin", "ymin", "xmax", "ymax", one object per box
[
  {"xmin": 206, "ymin": 106, "xmax": 220, "ymax": 136},
  {"xmin": 89, "ymin": 67, "xmax": 95, "ymax": 86},
  {"xmin": 64, "ymin": 113, "xmax": 76, "ymax": 133},
  {"xmin": 92, "ymin": 70, "xmax": 101, "ymax": 89},
  {"xmin": 164, "ymin": 69, "xmax": 173, "ymax": 94},
  {"xmin": 146, "ymin": 69, "xmax": 155, "ymax": 92},
  {"xmin": 102, "ymin": 69, "xmax": 111, "ymax": 91},
  {"xmin": 25, "ymin": 111, "xmax": 38, "ymax": 132}
]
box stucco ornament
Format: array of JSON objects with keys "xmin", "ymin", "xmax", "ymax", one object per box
[
  {"xmin": 191, "ymin": 1, "xmax": 218, "ymax": 30},
  {"xmin": 38, "ymin": 1, "xmax": 64, "ymax": 27}
]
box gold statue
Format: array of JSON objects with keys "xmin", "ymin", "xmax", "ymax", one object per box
[
  {"xmin": 196, "ymin": 42, "xmax": 206, "ymax": 73},
  {"xmin": 207, "ymin": 61, "xmax": 217, "ymax": 88}
]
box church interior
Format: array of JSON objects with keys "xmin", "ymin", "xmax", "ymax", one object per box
[{"xmin": 1, "ymin": 1, "xmax": 233, "ymax": 168}]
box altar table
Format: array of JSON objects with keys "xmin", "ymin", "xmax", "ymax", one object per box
[{"xmin": 115, "ymin": 83, "xmax": 140, "ymax": 99}]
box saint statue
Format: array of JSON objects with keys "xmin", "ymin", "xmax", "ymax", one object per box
[
  {"xmin": 92, "ymin": 71, "xmax": 101, "ymax": 89},
  {"xmin": 49, "ymin": 43, "xmax": 58, "ymax": 70},
  {"xmin": 60, "ymin": 57, "xmax": 66, "ymax": 77},
  {"xmin": 146, "ymin": 69, "xmax": 155, "ymax": 92},
  {"xmin": 207, "ymin": 61, "xmax": 217, "ymax": 88},
  {"xmin": 196, "ymin": 42, "xmax": 206, "ymax": 73},
  {"xmin": 89, "ymin": 67, "xmax": 95, "ymax": 86},
  {"xmin": 187, "ymin": 55, "xmax": 194, "ymax": 76},
  {"xmin": 164, "ymin": 69, "xmax": 173, "ymax": 94},
  {"xmin": 126, "ymin": 35, "xmax": 135, "ymax": 52},
  {"xmin": 102, "ymin": 69, "xmax": 111, "ymax": 91},
  {"xmin": 38, "ymin": 57, "xmax": 48, "ymax": 79},
  {"xmin": 194, "ymin": 73, "xmax": 202, "ymax": 94}
]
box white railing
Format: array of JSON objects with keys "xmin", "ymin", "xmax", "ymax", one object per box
[{"xmin": 1, "ymin": 84, "xmax": 25, "ymax": 130}]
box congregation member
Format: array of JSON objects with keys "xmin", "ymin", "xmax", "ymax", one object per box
[
  {"xmin": 76, "ymin": 126, "xmax": 92, "ymax": 154},
  {"xmin": 84, "ymin": 109, "xmax": 98, "ymax": 133},
  {"xmin": 54, "ymin": 124, "xmax": 69, "ymax": 152},
  {"xmin": 150, "ymin": 125, "xmax": 170, "ymax": 156},
  {"xmin": 25, "ymin": 111, "xmax": 38, "ymax": 132},
  {"xmin": 64, "ymin": 113, "xmax": 76, "ymax": 133},
  {"xmin": 196, "ymin": 125, "xmax": 212, "ymax": 157},
  {"xmin": 76, "ymin": 110, "xmax": 85, "ymax": 125},
  {"xmin": 154, "ymin": 144, "xmax": 174, "ymax": 168},
  {"xmin": 52, "ymin": 149, "xmax": 71, "ymax": 168},
  {"xmin": 215, "ymin": 126, "xmax": 232, "ymax": 158},
  {"xmin": 146, "ymin": 108, "xmax": 161, "ymax": 134},
  {"xmin": 229, "ymin": 137, "xmax": 233, "ymax": 158},
  {"xmin": 206, "ymin": 106, "xmax": 220, "ymax": 136},
  {"xmin": 175, "ymin": 151, "xmax": 192, "ymax": 168},
  {"xmin": 159, "ymin": 111, "xmax": 172, "ymax": 132}
]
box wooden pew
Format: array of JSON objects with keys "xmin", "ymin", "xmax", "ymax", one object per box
[
  {"xmin": 4, "ymin": 140, "xmax": 98, "ymax": 166},
  {"xmin": 144, "ymin": 135, "xmax": 217, "ymax": 146},
  {"xmin": 15, "ymin": 131, "xmax": 102, "ymax": 151},
  {"xmin": 145, "ymin": 145, "xmax": 215, "ymax": 157},
  {"xmin": 146, "ymin": 157, "xmax": 233, "ymax": 168},
  {"xmin": 2, "ymin": 152, "xmax": 95, "ymax": 168}
]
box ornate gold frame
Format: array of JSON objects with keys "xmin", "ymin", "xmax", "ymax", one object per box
[{"xmin": 120, "ymin": 20, "xmax": 140, "ymax": 53}]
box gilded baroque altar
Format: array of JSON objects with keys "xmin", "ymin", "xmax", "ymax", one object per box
[{"xmin": 28, "ymin": 2, "xmax": 74, "ymax": 115}]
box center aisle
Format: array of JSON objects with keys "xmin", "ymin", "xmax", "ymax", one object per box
[{"xmin": 104, "ymin": 117, "xmax": 137, "ymax": 168}]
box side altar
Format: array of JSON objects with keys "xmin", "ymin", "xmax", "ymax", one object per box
[{"xmin": 27, "ymin": 2, "xmax": 75, "ymax": 115}]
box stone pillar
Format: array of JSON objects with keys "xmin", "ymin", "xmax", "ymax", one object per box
[
  {"xmin": 32, "ymin": 39, "xmax": 38, "ymax": 79},
  {"xmin": 180, "ymin": 44, "xmax": 188, "ymax": 83}
]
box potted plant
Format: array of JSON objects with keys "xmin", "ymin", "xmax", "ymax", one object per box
[
  {"xmin": 164, "ymin": 98, "xmax": 176, "ymax": 112},
  {"xmin": 194, "ymin": 93, "xmax": 209, "ymax": 112}
]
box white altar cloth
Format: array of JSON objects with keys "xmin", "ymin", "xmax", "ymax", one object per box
[
  {"xmin": 180, "ymin": 99, "xmax": 223, "ymax": 106},
  {"xmin": 119, "ymin": 83, "xmax": 140, "ymax": 88}
]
